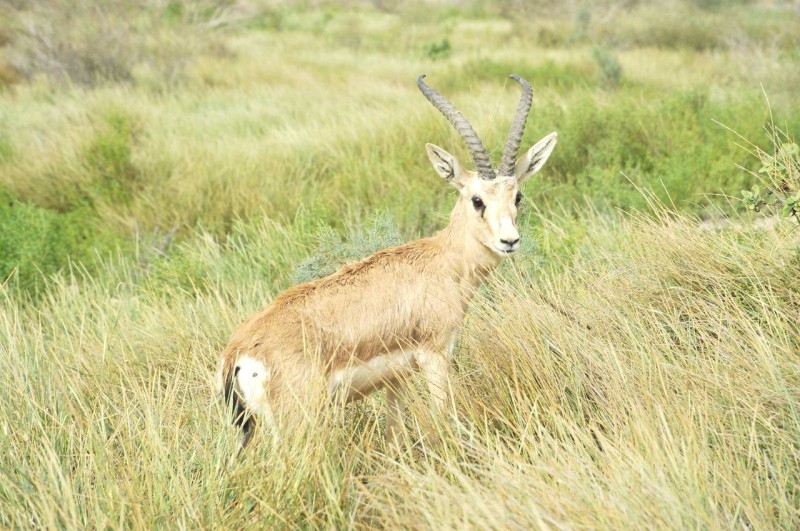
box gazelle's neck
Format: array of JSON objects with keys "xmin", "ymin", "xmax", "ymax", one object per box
[{"xmin": 435, "ymin": 202, "xmax": 503, "ymax": 286}]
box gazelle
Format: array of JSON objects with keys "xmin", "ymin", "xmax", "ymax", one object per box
[{"xmin": 217, "ymin": 74, "xmax": 557, "ymax": 449}]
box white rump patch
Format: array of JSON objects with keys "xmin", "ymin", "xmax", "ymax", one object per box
[{"xmin": 235, "ymin": 356, "xmax": 271, "ymax": 416}]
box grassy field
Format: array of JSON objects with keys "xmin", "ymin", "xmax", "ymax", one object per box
[{"xmin": 1, "ymin": 0, "xmax": 799, "ymax": 528}]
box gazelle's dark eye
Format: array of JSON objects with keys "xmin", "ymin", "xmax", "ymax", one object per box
[
  {"xmin": 471, "ymin": 196, "xmax": 484, "ymax": 211},
  {"xmin": 515, "ymin": 192, "xmax": 523, "ymax": 206}
]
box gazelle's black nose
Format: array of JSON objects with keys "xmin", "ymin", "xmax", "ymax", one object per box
[{"xmin": 500, "ymin": 238, "xmax": 519, "ymax": 247}]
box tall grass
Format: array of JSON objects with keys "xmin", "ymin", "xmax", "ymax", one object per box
[{"xmin": 1, "ymin": 207, "xmax": 798, "ymax": 527}]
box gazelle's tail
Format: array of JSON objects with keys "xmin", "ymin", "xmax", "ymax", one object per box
[{"xmin": 220, "ymin": 357, "xmax": 257, "ymax": 452}]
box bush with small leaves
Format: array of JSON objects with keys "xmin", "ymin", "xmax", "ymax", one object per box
[
  {"xmin": 292, "ymin": 212, "xmax": 402, "ymax": 285},
  {"xmin": 740, "ymin": 128, "xmax": 800, "ymax": 221}
]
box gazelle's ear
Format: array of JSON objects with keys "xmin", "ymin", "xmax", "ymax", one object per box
[
  {"xmin": 516, "ymin": 132, "xmax": 558, "ymax": 183},
  {"xmin": 426, "ymin": 143, "xmax": 464, "ymax": 189}
]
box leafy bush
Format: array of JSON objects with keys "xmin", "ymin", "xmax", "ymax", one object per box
[
  {"xmin": 535, "ymin": 89, "xmax": 766, "ymax": 211},
  {"xmin": 741, "ymin": 127, "xmax": 800, "ymax": 219},
  {"xmin": 83, "ymin": 109, "xmax": 140, "ymax": 205},
  {"xmin": 292, "ymin": 212, "xmax": 402, "ymax": 284},
  {"xmin": 423, "ymin": 38, "xmax": 452, "ymax": 60},
  {"xmin": 0, "ymin": 192, "xmax": 111, "ymax": 293}
]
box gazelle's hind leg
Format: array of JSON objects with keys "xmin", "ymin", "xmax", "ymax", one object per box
[{"xmin": 385, "ymin": 383, "xmax": 406, "ymax": 446}]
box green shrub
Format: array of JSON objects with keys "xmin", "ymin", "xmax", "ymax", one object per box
[
  {"xmin": 592, "ymin": 47, "xmax": 622, "ymax": 88},
  {"xmin": 423, "ymin": 38, "xmax": 452, "ymax": 60},
  {"xmin": 0, "ymin": 192, "xmax": 111, "ymax": 293},
  {"xmin": 531, "ymin": 89, "xmax": 767, "ymax": 211},
  {"xmin": 740, "ymin": 126, "xmax": 800, "ymax": 220},
  {"xmin": 83, "ymin": 109, "xmax": 140, "ymax": 205},
  {"xmin": 292, "ymin": 212, "xmax": 402, "ymax": 284}
]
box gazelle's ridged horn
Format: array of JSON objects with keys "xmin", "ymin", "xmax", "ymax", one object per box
[
  {"xmin": 417, "ymin": 74, "xmax": 495, "ymax": 180},
  {"xmin": 498, "ymin": 74, "xmax": 533, "ymax": 177}
]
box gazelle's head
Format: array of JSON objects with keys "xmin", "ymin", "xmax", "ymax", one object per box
[{"xmin": 418, "ymin": 74, "xmax": 557, "ymax": 258}]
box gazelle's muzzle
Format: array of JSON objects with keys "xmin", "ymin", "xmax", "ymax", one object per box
[{"xmin": 493, "ymin": 215, "xmax": 520, "ymax": 255}]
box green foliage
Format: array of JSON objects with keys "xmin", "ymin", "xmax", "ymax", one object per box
[
  {"xmin": 592, "ymin": 46, "xmax": 622, "ymax": 88},
  {"xmin": 0, "ymin": 192, "xmax": 110, "ymax": 293},
  {"xmin": 0, "ymin": 108, "xmax": 141, "ymax": 294},
  {"xmin": 741, "ymin": 129, "xmax": 800, "ymax": 220},
  {"xmin": 759, "ymin": 140, "xmax": 799, "ymax": 182},
  {"xmin": 423, "ymin": 38, "xmax": 452, "ymax": 60},
  {"xmin": 780, "ymin": 190, "xmax": 800, "ymax": 218},
  {"xmin": 84, "ymin": 109, "xmax": 140, "ymax": 205},
  {"xmin": 537, "ymin": 90, "xmax": 765, "ymax": 211},
  {"xmin": 740, "ymin": 185, "xmax": 766, "ymax": 212},
  {"xmin": 291, "ymin": 212, "xmax": 402, "ymax": 284}
]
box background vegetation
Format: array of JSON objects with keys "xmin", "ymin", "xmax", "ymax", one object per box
[{"xmin": 0, "ymin": 0, "xmax": 798, "ymax": 527}]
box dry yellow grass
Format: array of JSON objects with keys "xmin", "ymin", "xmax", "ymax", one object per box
[{"xmin": 1, "ymin": 207, "xmax": 798, "ymax": 528}]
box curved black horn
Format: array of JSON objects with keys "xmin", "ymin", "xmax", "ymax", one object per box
[
  {"xmin": 498, "ymin": 74, "xmax": 533, "ymax": 177},
  {"xmin": 417, "ymin": 75, "xmax": 495, "ymax": 180}
]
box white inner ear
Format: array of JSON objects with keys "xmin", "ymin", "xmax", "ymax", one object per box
[
  {"xmin": 516, "ymin": 132, "xmax": 558, "ymax": 183},
  {"xmin": 426, "ymin": 143, "xmax": 462, "ymax": 187}
]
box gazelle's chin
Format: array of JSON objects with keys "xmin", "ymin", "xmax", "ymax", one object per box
[{"xmin": 490, "ymin": 245, "xmax": 517, "ymax": 258}]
